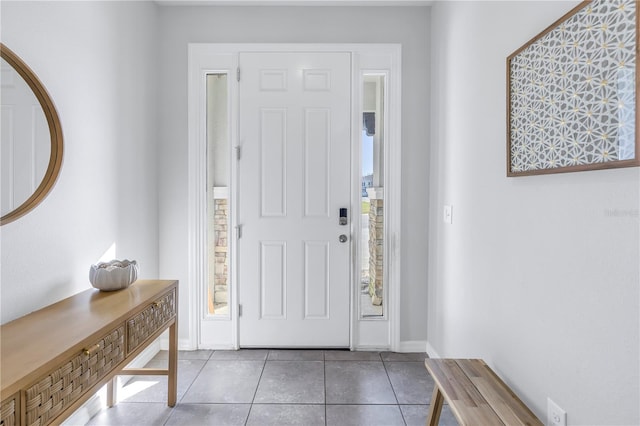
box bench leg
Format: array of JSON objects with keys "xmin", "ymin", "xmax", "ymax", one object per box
[{"xmin": 426, "ymin": 386, "xmax": 444, "ymax": 426}]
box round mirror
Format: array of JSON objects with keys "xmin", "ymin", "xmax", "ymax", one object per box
[{"xmin": 1, "ymin": 43, "xmax": 63, "ymax": 225}]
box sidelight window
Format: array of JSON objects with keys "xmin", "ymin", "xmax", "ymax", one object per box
[
  {"xmin": 206, "ymin": 73, "xmax": 230, "ymax": 317},
  {"xmin": 360, "ymin": 74, "xmax": 385, "ymax": 318}
]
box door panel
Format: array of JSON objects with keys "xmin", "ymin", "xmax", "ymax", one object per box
[
  {"xmin": 304, "ymin": 108, "xmax": 331, "ymax": 217},
  {"xmin": 260, "ymin": 108, "xmax": 287, "ymax": 217},
  {"xmin": 304, "ymin": 241, "xmax": 329, "ymax": 319},
  {"xmin": 239, "ymin": 52, "xmax": 351, "ymax": 347},
  {"xmin": 260, "ymin": 241, "xmax": 286, "ymax": 319}
]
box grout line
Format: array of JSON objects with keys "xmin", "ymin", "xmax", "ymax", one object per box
[
  {"xmin": 244, "ymin": 351, "xmax": 268, "ymax": 426},
  {"xmin": 159, "ymin": 402, "xmax": 253, "ymax": 405},
  {"xmin": 381, "ymin": 359, "xmax": 407, "ymax": 426},
  {"xmin": 323, "ymin": 353, "xmax": 328, "ymax": 426},
  {"xmin": 99, "ymin": 350, "xmax": 430, "ymax": 426},
  {"xmin": 159, "ymin": 354, "xmax": 211, "ymax": 426},
  {"xmin": 153, "ymin": 353, "xmax": 210, "ymax": 426},
  {"xmin": 240, "ymin": 403, "xmax": 327, "ymax": 406}
]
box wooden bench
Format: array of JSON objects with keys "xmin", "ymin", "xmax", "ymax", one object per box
[{"xmin": 424, "ymin": 359, "xmax": 543, "ymax": 426}]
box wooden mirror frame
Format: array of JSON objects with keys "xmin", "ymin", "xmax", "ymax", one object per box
[{"xmin": 1, "ymin": 43, "xmax": 63, "ymax": 225}]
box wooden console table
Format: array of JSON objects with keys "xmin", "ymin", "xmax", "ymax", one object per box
[{"xmin": 0, "ymin": 279, "xmax": 178, "ymax": 426}]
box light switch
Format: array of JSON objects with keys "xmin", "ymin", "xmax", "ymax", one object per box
[{"xmin": 443, "ymin": 205, "xmax": 453, "ymax": 224}]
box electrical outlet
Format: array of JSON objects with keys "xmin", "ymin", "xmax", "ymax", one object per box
[{"xmin": 547, "ymin": 398, "xmax": 566, "ymax": 426}]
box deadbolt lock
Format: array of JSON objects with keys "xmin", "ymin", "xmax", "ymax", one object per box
[{"xmin": 339, "ymin": 208, "xmax": 348, "ymax": 225}]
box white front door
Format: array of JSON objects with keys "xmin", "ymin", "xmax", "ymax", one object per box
[{"xmin": 238, "ymin": 52, "xmax": 351, "ymax": 347}]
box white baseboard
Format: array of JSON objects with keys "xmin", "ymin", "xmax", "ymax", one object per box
[
  {"xmin": 198, "ymin": 343, "xmax": 238, "ymax": 350},
  {"xmin": 128, "ymin": 339, "xmax": 162, "ymax": 368},
  {"xmin": 160, "ymin": 335, "xmax": 170, "ymax": 351},
  {"xmin": 353, "ymin": 345, "xmax": 391, "ymax": 352},
  {"xmin": 155, "ymin": 328, "xmax": 193, "ymax": 351},
  {"xmin": 62, "ymin": 389, "xmax": 106, "ymax": 426},
  {"xmin": 398, "ymin": 340, "xmax": 428, "ymax": 353},
  {"xmin": 160, "ymin": 336, "xmax": 196, "ymax": 351},
  {"xmin": 426, "ymin": 341, "xmax": 441, "ymax": 358}
]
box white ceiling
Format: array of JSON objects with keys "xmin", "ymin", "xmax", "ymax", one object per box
[{"xmin": 154, "ymin": 0, "xmax": 432, "ymax": 6}]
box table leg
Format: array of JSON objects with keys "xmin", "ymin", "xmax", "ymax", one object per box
[
  {"xmin": 107, "ymin": 377, "xmax": 117, "ymax": 408},
  {"xmin": 168, "ymin": 321, "xmax": 178, "ymax": 407},
  {"xmin": 426, "ymin": 386, "xmax": 444, "ymax": 426}
]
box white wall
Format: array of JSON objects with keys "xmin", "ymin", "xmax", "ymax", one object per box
[
  {"xmin": 0, "ymin": 1, "xmax": 431, "ymax": 346},
  {"xmin": 429, "ymin": 1, "xmax": 639, "ymax": 424},
  {"xmin": 157, "ymin": 6, "xmax": 431, "ymax": 346},
  {"xmin": 1, "ymin": 1, "xmax": 160, "ymax": 323}
]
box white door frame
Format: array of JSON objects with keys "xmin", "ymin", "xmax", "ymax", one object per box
[{"xmin": 187, "ymin": 43, "xmax": 402, "ymax": 351}]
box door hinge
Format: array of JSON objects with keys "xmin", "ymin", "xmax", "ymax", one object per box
[
  {"xmin": 235, "ymin": 146, "xmax": 241, "ymax": 160},
  {"xmin": 237, "ymin": 67, "xmax": 240, "ymax": 82},
  {"xmin": 238, "ymin": 304, "xmax": 243, "ymax": 316},
  {"xmin": 236, "ymin": 225, "xmax": 242, "ymax": 239}
]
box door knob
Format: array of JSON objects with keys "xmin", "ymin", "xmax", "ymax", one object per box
[{"xmin": 339, "ymin": 234, "xmax": 348, "ymax": 243}]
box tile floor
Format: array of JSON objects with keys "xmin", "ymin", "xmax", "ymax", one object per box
[{"xmin": 87, "ymin": 349, "xmax": 457, "ymax": 426}]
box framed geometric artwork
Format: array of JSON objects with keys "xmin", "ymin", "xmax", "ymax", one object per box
[{"xmin": 507, "ymin": 0, "xmax": 640, "ymax": 176}]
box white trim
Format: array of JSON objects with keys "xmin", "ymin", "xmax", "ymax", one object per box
[
  {"xmin": 351, "ymin": 47, "xmax": 402, "ymax": 352},
  {"xmin": 426, "ymin": 341, "xmax": 441, "ymax": 359},
  {"xmin": 353, "ymin": 345, "xmax": 392, "ymax": 352},
  {"xmin": 188, "ymin": 47, "xmax": 239, "ymax": 350},
  {"xmin": 349, "ymin": 52, "xmax": 361, "ymax": 350},
  {"xmin": 398, "ymin": 340, "xmax": 428, "ymax": 353},
  {"xmin": 157, "ymin": 0, "xmax": 433, "ymax": 6},
  {"xmin": 62, "ymin": 391, "xmax": 105, "ymax": 426},
  {"xmin": 366, "ymin": 187, "xmax": 383, "ymax": 200},
  {"xmin": 189, "ymin": 43, "xmax": 401, "ymax": 350},
  {"xmin": 388, "ymin": 47, "xmax": 402, "ymax": 352},
  {"xmin": 213, "ymin": 186, "xmax": 229, "ymax": 199},
  {"xmin": 179, "ymin": 338, "xmax": 197, "ymax": 351},
  {"xmin": 129, "ymin": 339, "xmax": 162, "ymax": 367},
  {"xmin": 160, "ymin": 335, "xmax": 196, "ymax": 351},
  {"xmin": 187, "ymin": 47, "xmax": 203, "ymax": 350}
]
